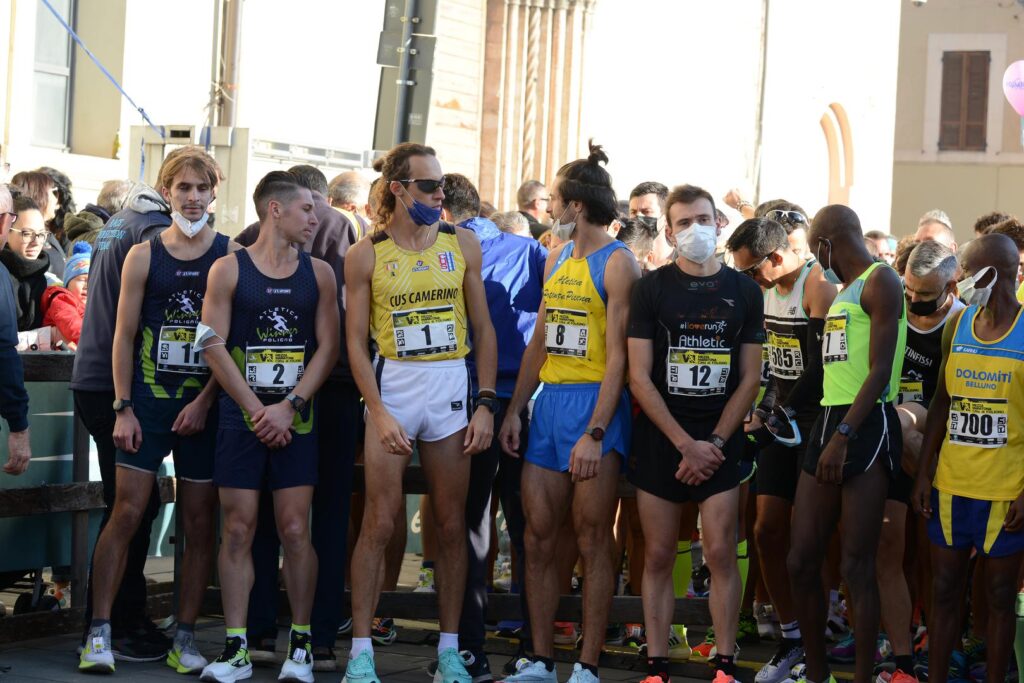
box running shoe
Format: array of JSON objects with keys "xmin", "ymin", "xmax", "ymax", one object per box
[
  {"xmin": 637, "ymin": 677, "xmax": 665, "ymax": 683},
  {"xmin": 200, "ymin": 636, "xmax": 252, "ymax": 682},
  {"xmin": 756, "ymin": 642, "xmax": 804, "ymax": 683},
  {"xmin": 875, "ymin": 634, "xmax": 893, "ymax": 666},
  {"xmin": 825, "ymin": 601, "xmax": 849, "ymax": 642},
  {"xmin": 338, "ymin": 617, "xmax": 353, "ymax": 636},
  {"xmin": 754, "ymin": 602, "xmax": 781, "ymax": 640},
  {"xmin": 342, "ymin": 650, "xmax": 381, "ymax": 683},
  {"xmin": 946, "ymin": 650, "xmax": 971, "ymax": 681},
  {"xmin": 496, "ymin": 621, "xmax": 524, "ymax": 639},
  {"xmin": 109, "ymin": 629, "xmax": 170, "ymax": 662},
  {"xmin": 499, "ymin": 658, "xmax": 558, "ymax": 683},
  {"xmin": 827, "ymin": 634, "xmax": 856, "ymax": 663},
  {"xmin": 493, "ymin": 559, "xmax": 513, "ymax": 593},
  {"xmin": 913, "ymin": 626, "xmax": 928, "ymax": 657},
  {"xmin": 912, "ymin": 652, "xmax": 929, "ymax": 682},
  {"xmin": 668, "ymin": 625, "xmax": 691, "ymax": 661},
  {"xmin": 553, "ymin": 622, "xmax": 579, "ymax": 645},
  {"xmin": 79, "ymin": 623, "xmax": 115, "ymax": 674},
  {"xmin": 961, "ymin": 635, "xmax": 985, "ymax": 662},
  {"xmin": 166, "ymin": 632, "xmax": 208, "ymax": 674},
  {"xmin": 875, "ymin": 670, "xmax": 919, "ymax": 683},
  {"xmin": 312, "ymin": 646, "xmax": 338, "ymax": 672},
  {"xmin": 623, "ymin": 623, "xmax": 645, "ymax": 648},
  {"xmin": 249, "ymin": 636, "xmax": 279, "ymax": 665},
  {"xmin": 278, "ymin": 631, "xmax": 313, "ymax": 682},
  {"xmin": 737, "ymin": 611, "xmax": 760, "ymax": 644},
  {"xmin": 427, "ymin": 649, "xmax": 493, "ymax": 683},
  {"xmin": 605, "ymin": 623, "xmax": 626, "ymax": 646},
  {"xmin": 566, "ymin": 663, "xmax": 598, "ymax": 683},
  {"xmin": 416, "ymin": 566, "xmax": 437, "ymax": 593},
  {"xmin": 434, "ymin": 647, "xmax": 472, "ymax": 683},
  {"xmin": 691, "ymin": 564, "xmax": 711, "ymax": 597},
  {"xmin": 794, "ymin": 676, "xmax": 836, "ymax": 683},
  {"xmin": 712, "ymin": 672, "xmax": 735, "ymax": 683},
  {"xmin": 371, "ymin": 617, "xmax": 398, "ymax": 645},
  {"xmin": 691, "ymin": 628, "xmax": 716, "ymax": 661}
]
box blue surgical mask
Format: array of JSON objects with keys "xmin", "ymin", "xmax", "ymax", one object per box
[
  {"xmin": 400, "ymin": 193, "xmax": 442, "ymax": 227},
  {"xmin": 818, "ymin": 238, "xmax": 843, "ymax": 285}
]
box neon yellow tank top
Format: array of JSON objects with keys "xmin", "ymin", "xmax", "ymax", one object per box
[
  {"xmin": 369, "ymin": 223, "xmax": 469, "ymax": 361},
  {"xmin": 539, "ymin": 240, "xmax": 628, "ymax": 384},
  {"xmin": 935, "ymin": 305, "xmax": 1024, "ymax": 501}
]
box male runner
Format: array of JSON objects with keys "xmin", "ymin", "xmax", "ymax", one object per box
[
  {"xmin": 343, "ymin": 143, "xmax": 497, "ymax": 683},
  {"xmin": 627, "ymin": 187, "xmax": 763, "ymax": 683},
  {"xmin": 913, "ymin": 234, "xmax": 1024, "ymax": 683},
  {"xmin": 78, "ymin": 159, "xmax": 234, "ymax": 675},
  {"xmin": 498, "ymin": 143, "xmax": 640, "ymax": 683},
  {"xmin": 198, "ymin": 171, "xmax": 339, "ymax": 683},
  {"xmin": 788, "ymin": 205, "xmax": 907, "ymax": 683},
  {"xmin": 726, "ymin": 217, "xmax": 837, "ymax": 683}
]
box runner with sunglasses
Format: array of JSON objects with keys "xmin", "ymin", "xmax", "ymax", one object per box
[
  {"xmin": 760, "ymin": 203, "xmax": 813, "ymax": 263},
  {"xmin": 343, "ymin": 143, "xmax": 497, "ymax": 683},
  {"xmin": 726, "ymin": 217, "xmax": 837, "ymax": 683}
]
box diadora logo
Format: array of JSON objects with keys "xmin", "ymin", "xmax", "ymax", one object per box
[
  {"xmin": 265, "ymin": 287, "xmax": 292, "ymax": 295},
  {"xmin": 438, "ymin": 251, "xmax": 456, "ymax": 272},
  {"xmin": 176, "ymin": 270, "xmax": 200, "ymax": 277},
  {"xmin": 413, "ymin": 259, "xmax": 429, "ymax": 272}
]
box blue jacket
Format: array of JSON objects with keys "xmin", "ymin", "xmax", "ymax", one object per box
[
  {"xmin": 460, "ymin": 217, "xmax": 547, "ymax": 398},
  {"xmin": 0, "ymin": 260, "xmax": 28, "ymax": 431}
]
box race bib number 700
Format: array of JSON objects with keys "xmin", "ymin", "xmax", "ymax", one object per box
[
  {"xmin": 667, "ymin": 347, "xmax": 731, "ymax": 396},
  {"xmin": 948, "ymin": 395, "xmax": 1008, "ymax": 448}
]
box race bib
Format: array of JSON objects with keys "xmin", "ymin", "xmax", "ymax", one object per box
[
  {"xmin": 393, "ymin": 306, "xmax": 458, "ymax": 358},
  {"xmin": 948, "ymin": 395, "xmax": 1008, "ymax": 448},
  {"xmin": 545, "ymin": 308, "xmax": 589, "ymax": 357},
  {"xmin": 668, "ymin": 347, "xmax": 731, "ymax": 396},
  {"xmin": 157, "ymin": 325, "xmax": 209, "ymax": 375},
  {"xmin": 760, "ymin": 346, "xmax": 770, "ymax": 387},
  {"xmin": 245, "ymin": 345, "xmax": 304, "ymax": 395},
  {"xmin": 767, "ymin": 330, "xmax": 804, "ymax": 379},
  {"xmin": 823, "ymin": 312, "xmax": 848, "ymax": 364},
  {"xmin": 897, "ymin": 379, "xmax": 924, "ymax": 405}
]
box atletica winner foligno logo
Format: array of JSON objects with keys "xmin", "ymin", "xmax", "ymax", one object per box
[
  {"xmin": 165, "ymin": 290, "xmax": 203, "ymax": 324},
  {"xmin": 255, "ymin": 306, "xmax": 300, "ymax": 343}
]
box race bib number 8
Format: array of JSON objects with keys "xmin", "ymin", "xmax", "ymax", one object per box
[
  {"xmin": 158, "ymin": 325, "xmax": 209, "ymax": 375},
  {"xmin": 545, "ymin": 308, "xmax": 589, "ymax": 357},
  {"xmin": 948, "ymin": 395, "xmax": 1008, "ymax": 448},
  {"xmin": 668, "ymin": 347, "xmax": 731, "ymax": 396},
  {"xmin": 760, "ymin": 346, "xmax": 770, "ymax": 387},
  {"xmin": 246, "ymin": 345, "xmax": 304, "ymax": 395},
  {"xmin": 823, "ymin": 313, "xmax": 848, "ymax": 364},
  {"xmin": 767, "ymin": 330, "xmax": 804, "ymax": 379},
  {"xmin": 393, "ymin": 306, "xmax": 458, "ymax": 358}
]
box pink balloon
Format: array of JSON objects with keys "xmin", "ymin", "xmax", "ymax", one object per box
[{"xmin": 1005, "ymin": 60, "xmax": 1024, "ymax": 117}]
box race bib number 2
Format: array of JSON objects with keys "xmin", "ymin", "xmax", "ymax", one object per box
[
  {"xmin": 823, "ymin": 313, "xmax": 848, "ymax": 364},
  {"xmin": 158, "ymin": 325, "xmax": 209, "ymax": 375},
  {"xmin": 668, "ymin": 347, "xmax": 731, "ymax": 396},
  {"xmin": 393, "ymin": 306, "xmax": 458, "ymax": 358},
  {"xmin": 545, "ymin": 308, "xmax": 589, "ymax": 357},
  {"xmin": 246, "ymin": 345, "xmax": 304, "ymax": 395},
  {"xmin": 948, "ymin": 395, "xmax": 1008, "ymax": 448}
]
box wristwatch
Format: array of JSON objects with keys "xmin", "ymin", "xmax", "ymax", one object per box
[
  {"xmin": 836, "ymin": 422, "xmax": 856, "ymax": 439},
  {"xmin": 708, "ymin": 433, "xmax": 727, "ymax": 450},
  {"xmin": 475, "ymin": 396, "xmax": 500, "ymax": 414},
  {"xmin": 285, "ymin": 393, "xmax": 307, "ymax": 413},
  {"xmin": 112, "ymin": 398, "xmax": 133, "ymax": 412},
  {"xmin": 585, "ymin": 426, "xmax": 605, "ymax": 441}
]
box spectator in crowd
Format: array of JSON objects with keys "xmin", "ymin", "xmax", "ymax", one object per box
[
  {"xmin": 491, "ymin": 210, "xmax": 532, "ymax": 237},
  {"xmin": 915, "ymin": 209, "xmax": 956, "ymax": 251},
  {"xmin": 757, "ymin": 200, "xmax": 812, "ymax": 261},
  {"xmin": 479, "ymin": 200, "xmax": 497, "ymax": 218},
  {"xmin": 0, "ymin": 184, "xmax": 31, "ymax": 475},
  {"xmin": 41, "ymin": 242, "xmax": 90, "ymax": 349},
  {"xmin": 864, "ymin": 237, "xmax": 879, "ymax": 259},
  {"xmin": 987, "ymin": 217, "xmax": 1024, "ymax": 290},
  {"xmin": 973, "ymin": 211, "xmax": 1012, "ymax": 239},
  {"xmin": 864, "ymin": 230, "xmax": 896, "ymax": 265},
  {"xmin": 1, "ymin": 195, "xmax": 54, "ymax": 331},
  {"xmin": 894, "ymin": 236, "xmax": 919, "ymax": 275},
  {"xmin": 616, "ymin": 215, "xmax": 659, "ymax": 272},
  {"xmin": 10, "ymin": 170, "xmax": 65, "ymax": 278},
  {"xmin": 517, "ymin": 179, "xmax": 550, "ymax": 238},
  {"xmin": 627, "ymin": 181, "xmax": 668, "ymax": 218},
  {"xmin": 64, "ymin": 210, "xmax": 105, "ymax": 252},
  {"xmin": 38, "ymin": 166, "xmax": 77, "ymax": 243},
  {"xmin": 328, "ymin": 170, "xmax": 372, "ymax": 236}
]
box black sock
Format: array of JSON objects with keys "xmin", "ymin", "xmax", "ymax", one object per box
[
  {"xmin": 895, "ymin": 654, "xmax": 914, "ymax": 673},
  {"xmin": 536, "ymin": 656, "xmax": 554, "ymax": 672},
  {"xmin": 579, "ymin": 662, "xmax": 599, "ymax": 677},
  {"xmin": 647, "ymin": 656, "xmax": 670, "ymax": 682},
  {"xmin": 714, "ymin": 654, "xmax": 735, "ymax": 676}
]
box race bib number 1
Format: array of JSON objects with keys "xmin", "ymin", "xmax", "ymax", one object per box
[
  {"xmin": 667, "ymin": 347, "xmax": 731, "ymax": 396},
  {"xmin": 157, "ymin": 325, "xmax": 209, "ymax": 375},
  {"xmin": 948, "ymin": 395, "xmax": 1008, "ymax": 448},
  {"xmin": 545, "ymin": 308, "xmax": 589, "ymax": 357},
  {"xmin": 393, "ymin": 306, "xmax": 458, "ymax": 358},
  {"xmin": 823, "ymin": 313, "xmax": 848, "ymax": 364},
  {"xmin": 245, "ymin": 345, "xmax": 304, "ymax": 395}
]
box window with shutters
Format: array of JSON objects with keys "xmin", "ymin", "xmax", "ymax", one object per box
[
  {"xmin": 939, "ymin": 50, "xmax": 989, "ymax": 151},
  {"xmin": 33, "ymin": 0, "xmax": 75, "ymax": 148}
]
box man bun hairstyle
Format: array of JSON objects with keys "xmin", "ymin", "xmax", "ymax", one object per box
[
  {"xmin": 371, "ymin": 142, "xmax": 437, "ymax": 231},
  {"xmin": 253, "ymin": 170, "xmax": 305, "ymax": 221},
  {"xmin": 555, "ymin": 140, "xmax": 617, "ymax": 227}
]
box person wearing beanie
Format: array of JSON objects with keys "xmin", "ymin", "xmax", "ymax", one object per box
[{"xmin": 42, "ymin": 242, "xmax": 90, "ymax": 348}]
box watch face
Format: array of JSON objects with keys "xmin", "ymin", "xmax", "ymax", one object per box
[{"xmin": 590, "ymin": 427, "xmax": 605, "ymax": 440}]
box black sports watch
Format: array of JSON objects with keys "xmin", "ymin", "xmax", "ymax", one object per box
[
  {"xmin": 708, "ymin": 433, "xmax": 727, "ymax": 450},
  {"xmin": 836, "ymin": 422, "xmax": 856, "ymax": 439},
  {"xmin": 112, "ymin": 398, "xmax": 133, "ymax": 412},
  {"xmin": 585, "ymin": 426, "xmax": 605, "ymax": 441},
  {"xmin": 285, "ymin": 393, "xmax": 307, "ymax": 413},
  {"xmin": 475, "ymin": 396, "xmax": 500, "ymax": 414}
]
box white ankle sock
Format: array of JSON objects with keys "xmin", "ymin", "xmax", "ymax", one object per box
[
  {"xmin": 350, "ymin": 637, "xmax": 373, "ymax": 659},
  {"xmin": 438, "ymin": 632, "xmax": 459, "ymax": 655}
]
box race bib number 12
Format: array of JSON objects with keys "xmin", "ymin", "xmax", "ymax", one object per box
[{"xmin": 667, "ymin": 347, "xmax": 731, "ymax": 396}]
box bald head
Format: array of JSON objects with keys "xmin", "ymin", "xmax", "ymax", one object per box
[
  {"xmin": 328, "ymin": 171, "xmax": 371, "ymax": 215},
  {"xmin": 962, "ymin": 233, "xmax": 1019, "ymax": 286},
  {"xmin": 810, "ymin": 205, "xmax": 862, "ymax": 241}
]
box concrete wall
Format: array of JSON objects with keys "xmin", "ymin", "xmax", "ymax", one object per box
[{"xmin": 891, "ymin": 0, "xmax": 1024, "ymax": 243}]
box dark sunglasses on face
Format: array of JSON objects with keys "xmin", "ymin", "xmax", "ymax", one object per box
[
  {"xmin": 399, "ymin": 177, "xmax": 446, "ymax": 193},
  {"xmin": 739, "ymin": 255, "xmax": 769, "ymax": 277},
  {"xmin": 766, "ymin": 209, "xmax": 808, "ymax": 225}
]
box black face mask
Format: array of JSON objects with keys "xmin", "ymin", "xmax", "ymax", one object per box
[{"xmin": 908, "ymin": 292, "xmax": 947, "ymax": 316}]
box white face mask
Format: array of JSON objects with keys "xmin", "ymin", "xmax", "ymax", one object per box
[
  {"xmin": 958, "ymin": 266, "xmax": 997, "ymax": 308},
  {"xmin": 551, "ymin": 205, "xmax": 577, "ymax": 241},
  {"xmin": 171, "ymin": 211, "xmax": 210, "ymax": 239},
  {"xmin": 675, "ymin": 224, "xmax": 717, "ymax": 263}
]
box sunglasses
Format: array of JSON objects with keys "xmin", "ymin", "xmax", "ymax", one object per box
[
  {"xmin": 738, "ymin": 255, "xmax": 769, "ymax": 277},
  {"xmin": 399, "ymin": 176, "xmax": 446, "ymax": 193},
  {"xmin": 766, "ymin": 209, "xmax": 807, "ymax": 225}
]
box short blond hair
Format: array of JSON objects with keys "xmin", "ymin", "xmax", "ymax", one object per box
[{"xmin": 158, "ymin": 146, "xmax": 223, "ymax": 191}]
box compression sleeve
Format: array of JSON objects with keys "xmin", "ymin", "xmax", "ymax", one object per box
[{"xmin": 781, "ymin": 317, "xmax": 825, "ymax": 414}]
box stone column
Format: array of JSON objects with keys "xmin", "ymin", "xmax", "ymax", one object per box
[{"xmin": 479, "ymin": 0, "xmax": 598, "ymax": 210}]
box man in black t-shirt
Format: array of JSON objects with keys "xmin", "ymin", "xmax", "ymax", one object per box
[{"xmin": 627, "ymin": 185, "xmax": 764, "ymax": 683}]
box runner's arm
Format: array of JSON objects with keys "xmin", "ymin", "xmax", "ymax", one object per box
[
  {"xmin": 111, "ymin": 243, "xmax": 150, "ymax": 403},
  {"xmin": 200, "ymin": 256, "xmax": 263, "ymax": 418},
  {"xmin": 780, "ymin": 269, "xmax": 836, "ymax": 413},
  {"xmin": 628, "ymin": 337, "xmax": 692, "ymax": 447},
  {"xmin": 714, "ymin": 344, "xmax": 763, "ymax": 441},
  {"xmin": 458, "ymin": 230, "xmax": 497, "ymax": 392},
  {"xmin": 288, "ymin": 259, "xmax": 339, "ymax": 401},
  {"xmin": 344, "ymin": 239, "xmax": 385, "ymax": 415},
  {"xmin": 586, "ymin": 249, "xmax": 640, "ymax": 432},
  {"xmin": 835, "ymin": 265, "xmax": 904, "ymax": 435},
  {"xmin": 916, "ymin": 308, "xmax": 961, "ymax": 489}
]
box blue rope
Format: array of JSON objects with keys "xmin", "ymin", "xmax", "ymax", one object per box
[{"xmin": 39, "ymin": 0, "xmax": 164, "ymax": 140}]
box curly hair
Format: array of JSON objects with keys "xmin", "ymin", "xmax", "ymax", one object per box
[{"xmin": 370, "ymin": 142, "xmax": 437, "ymax": 231}]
